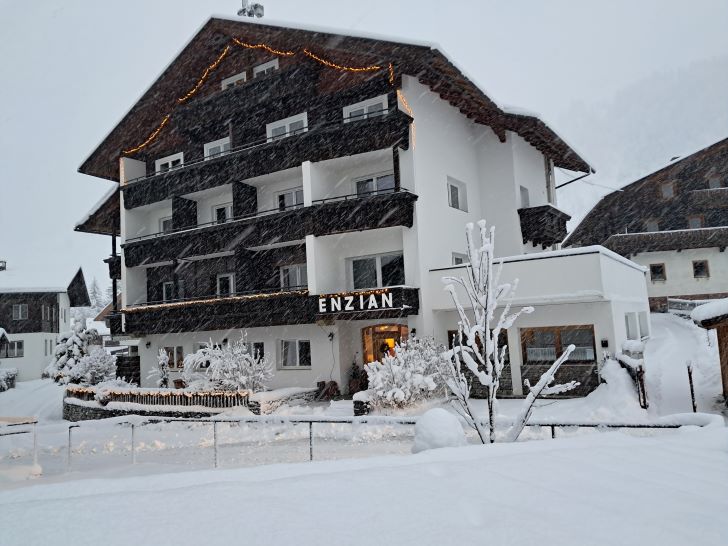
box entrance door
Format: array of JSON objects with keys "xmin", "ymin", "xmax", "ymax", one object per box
[{"xmin": 361, "ymin": 324, "xmax": 409, "ymax": 363}]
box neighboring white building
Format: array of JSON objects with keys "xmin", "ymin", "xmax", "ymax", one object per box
[
  {"xmin": 76, "ymin": 18, "xmax": 650, "ymax": 396},
  {"xmin": 0, "ymin": 263, "xmax": 91, "ymax": 381}
]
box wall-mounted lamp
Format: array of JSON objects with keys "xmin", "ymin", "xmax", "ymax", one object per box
[
  {"xmin": 145, "ymin": 342, "xmax": 151, "ymax": 349},
  {"xmin": 328, "ymin": 332, "xmax": 335, "ymax": 341}
]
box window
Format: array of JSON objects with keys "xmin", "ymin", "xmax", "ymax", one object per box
[
  {"xmin": 213, "ymin": 203, "xmax": 233, "ymax": 224},
  {"xmin": 355, "ymin": 173, "xmax": 395, "ymax": 196},
  {"xmin": 266, "ymin": 112, "xmax": 307, "ymax": 142},
  {"xmin": 452, "ymin": 253, "xmax": 469, "ymax": 266},
  {"xmin": 447, "ymin": 177, "xmax": 468, "ymax": 212},
  {"xmin": 625, "ymin": 313, "xmax": 639, "ymax": 340},
  {"xmin": 343, "ymin": 95, "xmax": 388, "ymax": 122},
  {"xmin": 521, "ymin": 326, "xmax": 595, "ymax": 364},
  {"xmin": 244, "ymin": 341, "xmax": 265, "ymax": 359},
  {"xmin": 155, "ymin": 152, "xmax": 184, "ymax": 174},
  {"xmin": 162, "ymin": 282, "xmax": 174, "ymax": 302},
  {"xmin": 221, "ymin": 72, "xmax": 246, "ymax": 89},
  {"xmin": 649, "ymin": 263, "xmax": 666, "ymax": 282},
  {"xmin": 2, "ymin": 340, "xmax": 24, "ymax": 358},
  {"xmin": 277, "ymin": 187, "xmax": 304, "ymax": 211},
  {"xmin": 204, "ymin": 137, "xmax": 231, "ymax": 159},
  {"xmin": 687, "ymin": 215, "xmax": 704, "ymax": 229},
  {"xmin": 160, "ymin": 217, "xmax": 173, "ymax": 234},
  {"xmin": 660, "ymin": 182, "xmax": 676, "ymax": 199},
  {"xmin": 693, "ymin": 260, "xmax": 710, "ymax": 278},
  {"xmin": 708, "ymin": 177, "xmax": 724, "ymax": 189},
  {"xmin": 519, "ymin": 186, "xmax": 530, "ymax": 208},
  {"xmin": 280, "ymin": 339, "xmax": 311, "ymax": 368},
  {"xmin": 280, "ymin": 264, "xmax": 308, "ymax": 289},
  {"xmin": 12, "ymin": 304, "xmax": 28, "ymax": 320},
  {"xmin": 351, "ymin": 253, "xmax": 405, "ymax": 290},
  {"xmin": 163, "ymin": 346, "xmax": 184, "ymax": 369},
  {"xmin": 638, "ymin": 312, "xmax": 650, "ymax": 339},
  {"xmin": 644, "ymin": 219, "xmax": 660, "ymax": 232},
  {"xmin": 217, "ymin": 273, "xmax": 235, "ymax": 296},
  {"xmin": 253, "ymin": 59, "xmax": 279, "ymax": 78}
]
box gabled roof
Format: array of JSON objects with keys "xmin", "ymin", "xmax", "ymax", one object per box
[
  {"xmin": 79, "ymin": 17, "xmax": 591, "ymax": 182},
  {"xmin": 0, "ymin": 266, "xmax": 91, "ymax": 307},
  {"xmin": 566, "ymin": 135, "xmax": 728, "ymax": 248},
  {"xmin": 74, "ymin": 184, "xmax": 120, "ymax": 237}
]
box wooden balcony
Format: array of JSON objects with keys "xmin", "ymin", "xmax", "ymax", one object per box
[{"xmin": 517, "ymin": 205, "xmax": 570, "ymax": 248}]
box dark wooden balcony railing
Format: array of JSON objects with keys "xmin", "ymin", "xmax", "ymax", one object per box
[
  {"xmin": 121, "ymin": 109, "xmax": 412, "ymax": 209},
  {"xmin": 122, "ymin": 286, "xmax": 419, "ymax": 335},
  {"xmin": 122, "ymin": 190, "xmax": 417, "ymax": 267},
  {"xmin": 517, "ymin": 205, "xmax": 571, "ymax": 248}
]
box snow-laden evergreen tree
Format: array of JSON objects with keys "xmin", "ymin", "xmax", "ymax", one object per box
[
  {"xmin": 68, "ymin": 347, "xmax": 117, "ymax": 386},
  {"xmin": 88, "ymin": 278, "xmax": 104, "ymax": 311},
  {"xmin": 442, "ymin": 220, "xmax": 577, "ymax": 443},
  {"xmin": 148, "ymin": 348, "xmax": 170, "ymax": 388},
  {"xmin": 44, "ymin": 323, "xmax": 99, "ymax": 384},
  {"xmin": 364, "ymin": 337, "xmax": 448, "ymax": 409},
  {"xmin": 183, "ymin": 334, "xmax": 273, "ymax": 391}
]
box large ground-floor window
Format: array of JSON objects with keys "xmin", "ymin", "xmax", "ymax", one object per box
[
  {"xmin": 520, "ymin": 325, "xmax": 596, "ymax": 364},
  {"xmin": 361, "ymin": 324, "xmax": 409, "ymax": 363}
]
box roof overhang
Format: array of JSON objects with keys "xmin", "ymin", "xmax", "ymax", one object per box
[{"xmin": 75, "ymin": 187, "xmax": 120, "ymax": 237}]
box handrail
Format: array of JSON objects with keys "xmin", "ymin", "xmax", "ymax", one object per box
[
  {"xmin": 125, "ymin": 286, "xmax": 309, "ymax": 309},
  {"xmin": 122, "ymin": 109, "xmax": 405, "ymax": 187},
  {"xmin": 124, "ymin": 188, "xmax": 413, "ymax": 244}
]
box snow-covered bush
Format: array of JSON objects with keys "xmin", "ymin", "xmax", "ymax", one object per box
[
  {"xmin": 412, "ymin": 408, "xmax": 467, "ymax": 453},
  {"xmin": 183, "ymin": 334, "xmax": 273, "ymax": 392},
  {"xmin": 68, "ymin": 347, "xmax": 117, "ymax": 386},
  {"xmin": 44, "ymin": 323, "xmax": 100, "ymax": 384},
  {"xmin": 364, "ymin": 337, "xmax": 447, "ymax": 409},
  {"xmin": 148, "ymin": 348, "xmax": 170, "ymax": 388}
]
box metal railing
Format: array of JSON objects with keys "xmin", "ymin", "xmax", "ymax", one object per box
[
  {"xmin": 0, "ymin": 418, "xmax": 38, "ymax": 467},
  {"xmin": 125, "ymin": 286, "xmax": 309, "ymax": 309},
  {"xmin": 64, "ymin": 414, "xmax": 711, "ymax": 471}
]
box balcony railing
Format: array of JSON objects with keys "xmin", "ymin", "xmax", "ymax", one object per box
[
  {"xmin": 122, "ymin": 286, "xmax": 420, "ymax": 335},
  {"xmin": 122, "ymin": 189, "xmax": 417, "ymax": 267},
  {"xmin": 603, "ymin": 226, "xmax": 728, "ymax": 257},
  {"xmin": 122, "ymin": 109, "xmax": 412, "ymax": 209}
]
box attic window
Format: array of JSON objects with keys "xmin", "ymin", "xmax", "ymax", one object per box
[
  {"xmin": 221, "ymin": 72, "xmax": 246, "ymax": 89},
  {"xmin": 253, "ymin": 59, "xmax": 279, "ymax": 78},
  {"xmin": 343, "ymin": 95, "xmax": 388, "ymax": 122},
  {"xmin": 660, "ymin": 182, "xmax": 676, "ymax": 199},
  {"xmin": 267, "ymin": 112, "xmax": 308, "ymax": 142},
  {"xmin": 155, "ymin": 152, "xmax": 184, "ymax": 174},
  {"xmin": 204, "ymin": 137, "xmax": 231, "ymax": 159}
]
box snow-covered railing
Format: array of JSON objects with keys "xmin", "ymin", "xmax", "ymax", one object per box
[
  {"xmin": 64, "ymin": 413, "xmax": 720, "ymax": 471},
  {"xmin": 0, "ymin": 417, "xmax": 38, "ymax": 469},
  {"xmin": 65, "ymin": 386, "xmax": 250, "ymax": 409},
  {"xmin": 616, "ymin": 342, "xmax": 648, "ymax": 409},
  {"xmin": 667, "ymin": 297, "xmax": 714, "ymax": 316}
]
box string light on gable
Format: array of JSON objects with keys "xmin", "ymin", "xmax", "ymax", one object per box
[
  {"xmin": 302, "ymin": 48, "xmax": 382, "ymax": 72},
  {"xmin": 122, "ymin": 114, "xmax": 171, "ymax": 155},
  {"xmin": 177, "ymin": 45, "xmax": 231, "ymax": 104},
  {"xmin": 232, "ymin": 37, "xmax": 295, "ymax": 57}
]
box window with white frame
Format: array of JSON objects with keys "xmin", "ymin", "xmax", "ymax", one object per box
[
  {"xmin": 452, "ymin": 252, "xmax": 469, "ymax": 265},
  {"xmin": 204, "ymin": 137, "xmax": 231, "ymax": 159},
  {"xmin": 343, "ymin": 95, "xmax": 388, "ymax": 122},
  {"xmin": 447, "ymin": 177, "xmax": 468, "ymax": 212},
  {"xmin": 221, "ymin": 72, "xmax": 246, "ymax": 89},
  {"xmin": 280, "ymin": 339, "xmax": 311, "ymax": 368},
  {"xmin": 162, "ymin": 282, "xmax": 174, "ymax": 302},
  {"xmin": 163, "ymin": 346, "xmax": 184, "ymax": 369},
  {"xmin": 355, "ymin": 172, "xmax": 395, "ymax": 196},
  {"xmin": 12, "ymin": 304, "xmax": 28, "ymax": 320},
  {"xmin": 350, "ymin": 253, "xmax": 405, "ymax": 290},
  {"xmin": 625, "ymin": 313, "xmax": 639, "ymax": 340},
  {"xmin": 280, "ymin": 264, "xmax": 307, "ymax": 289},
  {"xmin": 217, "ymin": 273, "xmax": 235, "ymax": 296},
  {"xmin": 155, "ymin": 152, "xmax": 184, "ymax": 174},
  {"xmin": 244, "ymin": 341, "xmax": 265, "ymax": 359},
  {"xmin": 160, "ymin": 217, "xmax": 173, "ymax": 234},
  {"xmin": 2, "ymin": 340, "xmax": 24, "ymax": 358},
  {"xmin": 638, "ymin": 311, "xmax": 649, "ymax": 339},
  {"xmin": 267, "ymin": 112, "xmax": 307, "ymax": 142},
  {"xmin": 253, "ymin": 59, "xmax": 279, "ymax": 78},
  {"xmin": 213, "ymin": 203, "xmax": 233, "ymax": 224},
  {"xmin": 277, "ymin": 187, "xmax": 304, "ymax": 211}
]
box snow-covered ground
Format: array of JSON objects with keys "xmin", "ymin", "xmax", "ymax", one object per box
[{"xmin": 1, "ymin": 427, "xmax": 726, "ymax": 546}]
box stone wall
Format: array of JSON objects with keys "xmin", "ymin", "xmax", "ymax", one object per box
[{"xmin": 63, "ymin": 399, "xmax": 219, "ymax": 422}]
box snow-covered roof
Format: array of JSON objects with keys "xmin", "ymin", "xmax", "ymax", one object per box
[
  {"xmin": 691, "ymin": 298, "xmax": 728, "ymax": 327},
  {"xmin": 86, "ymin": 318, "xmax": 111, "ymax": 337},
  {"xmin": 0, "ymin": 263, "xmax": 84, "ymax": 295},
  {"xmin": 75, "ymin": 184, "xmax": 118, "ymax": 230}
]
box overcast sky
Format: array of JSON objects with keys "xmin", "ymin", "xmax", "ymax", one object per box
[{"xmin": 1, "ymin": 0, "xmax": 727, "ymax": 289}]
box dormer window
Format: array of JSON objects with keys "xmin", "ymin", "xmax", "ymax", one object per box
[
  {"xmin": 155, "ymin": 152, "xmax": 184, "ymax": 174},
  {"xmin": 253, "ymin": 59, "xmax": 279, "ymax": 78},
  {"xmin": 660, "ymin": 182, "xmax": 676, "ymax": 199},
  {"xmin": 204, "ymin": 137, "xmax": 231, "ymax": 159},
  {"xmin": 343, "ymin": 95, "xmax": 388, "ymax": 122},
  {"xmin": 221, "ymin": 72, "xmax": 246, "ymax": 89},
  {"xmin": 267, "ymin": 113, "xmax": 308, "ymax": 142}
]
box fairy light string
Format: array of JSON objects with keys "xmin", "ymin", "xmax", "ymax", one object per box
[{"xmin": 122, "ymin": 37, "xmax": 413, "ymax": 156}]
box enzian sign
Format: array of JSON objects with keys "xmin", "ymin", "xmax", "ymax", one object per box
[{"xmin": 318, "ymin": 291, "xmax": 395, "ymax": 314}]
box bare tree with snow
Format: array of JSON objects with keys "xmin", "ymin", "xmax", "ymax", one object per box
[{"xmin": 442, "ymin": 220, "xmax": 577, "ymax": 443}]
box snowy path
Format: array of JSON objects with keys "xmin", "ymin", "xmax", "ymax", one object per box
[{"xmin": 1, "ymin": 427, "xmax": 726, "ymax": 546}]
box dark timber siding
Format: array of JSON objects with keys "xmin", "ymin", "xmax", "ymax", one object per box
[{"xmin": 0, "ymin": 292, "xmax": 60, "ymax": 334}]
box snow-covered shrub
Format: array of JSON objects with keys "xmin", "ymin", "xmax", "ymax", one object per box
[
  {"xmin": 364, "ymin": 337, "xmax": 447, "ymax": 409},
  {"xmin": 0, "ymin": 368, "xmax": 18, "ymax": 392},
  {"xmin": 44, "ymin": 323, "xmax": 99, "ymax": 384},
  {"xmin": 148, "ymin": 348, "xmax": 170, "ymax": 388},
  {"xmin": 94, "ymin": 377, "xmax": 136, "ymax": 405},
  {"xmin": 68, "ymin": 347, "xmax": 117, "ymax": 386},
  {"xmin": 183, "ymin": 334, "xmax": 273, "ymax": 392},
  {"xmin": 412, "ymin": 408, "xmax": 467, "ymax": 453}
]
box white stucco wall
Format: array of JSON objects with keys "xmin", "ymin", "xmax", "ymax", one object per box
[{"xmin": 0, "ymin": 332, "xmax": 58, "ymax": 382}]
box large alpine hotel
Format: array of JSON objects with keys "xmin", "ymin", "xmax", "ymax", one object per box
[{"xmin": 75, "ymin": 17, "xmax": 651, "ymax": 396}]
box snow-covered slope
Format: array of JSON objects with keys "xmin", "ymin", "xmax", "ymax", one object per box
[{"xmin": 0, "ymin": 380, "xmax": 65, "ymax": 422}]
